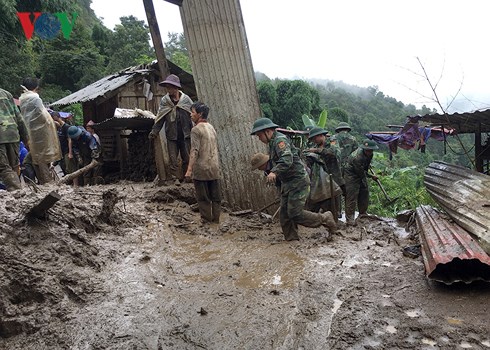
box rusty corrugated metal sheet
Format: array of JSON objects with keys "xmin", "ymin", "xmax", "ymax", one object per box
[
  {"xmin": 420, "ymin": 108, "xmax": 490, "ymax": 134},
  {"xmin": 424, "ymin": 161, "xmax": 490, "ymax": 254},
  {"xmin": 416, "ymin": 205, "xmax": 490, "ymax": 284}
]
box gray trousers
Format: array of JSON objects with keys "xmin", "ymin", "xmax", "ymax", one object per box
[
  {"xmin": 167, "ymin": 138, "xmax": 190, "ymax": 180},
  {"xmin": 193, "ymin": 179, "xmax": 221, "ymax": 223}
]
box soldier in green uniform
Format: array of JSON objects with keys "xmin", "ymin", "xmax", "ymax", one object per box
[
  {"xmin": 251, "ymin": 118, "xmax": 337, "ymax": 241},
  {"xmin": 306, "ymin": 127, "xmax": 344, "ymax": 216},
  {"xmin": 0, "ymin": 88, "xmax": 29, "ymax": 190},
  {"xmin": 334, "ymin": 122, "xmax": 358, "ymax": 172},
  {"xmin": 343, "ymin": 139, "xmax": 379, "ymax": 226}
]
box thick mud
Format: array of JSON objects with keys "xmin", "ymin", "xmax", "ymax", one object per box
[{"xmin": 0, "ymin": 183, "xmax": 489, "ymax": 349}]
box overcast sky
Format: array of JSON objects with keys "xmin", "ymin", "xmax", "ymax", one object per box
[{"xmin": 90, "ymin": 0, "xmax": 490, "ymax": 113}]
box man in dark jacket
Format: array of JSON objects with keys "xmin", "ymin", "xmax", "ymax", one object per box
[
  {"xmin": 67, "ymin": 126, "xmax": 102, "ymax": 186},
  {"xmin": 251, "ymin": 118, "xmax": 337, "ymax": 241},
  {"xmin": 0, "ymin": 88, "xmax": 29, "ymax": 190},
  {"xmin": 343, "ymin": 139, "xmax": 379, "ymax": 226},
  {"xmin": 149, "ymin": 74, "xmax": 193, "ymax": 183}
]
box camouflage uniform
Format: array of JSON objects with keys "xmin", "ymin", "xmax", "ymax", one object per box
[
  {"xmin": 0, "ymin": 89, "xmax": 28, "ymax": 190},
  {"xmin": 268, "ymin": 130, "xmax": 326, "ymax": 241},
  {"xmin": 343, "ymin": 148, "xmax": 374, "ymax": 223},
  {"xmin": 335, "ymin": 131, "xmax": 358, "ymax": 173}
]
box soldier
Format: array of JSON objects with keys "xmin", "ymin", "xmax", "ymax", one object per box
[
  {"xmin": 306, "ymin": 127, "xmax": 344, "ymax": 216},
  {"xmin": 250, "ymin": 118, "xmax": 337, "ymax": 241},
  {"xmin": 334, "ymin": 122, "xmax": 358, "ymax": 172},
  {"xmin": 343, "ymin": 139, "xmax": 379, "ymax": 226},
  {"xmin": 0, "ymin": 88, "xmax": 29, "ymax": 190}
]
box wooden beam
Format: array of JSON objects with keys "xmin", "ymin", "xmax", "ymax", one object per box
[
  {"xmin": 27, "ymin": 191, "xmax": 61, "ymax": 219},
  {"xmin": 143, "ymin": 0, "xmax": 170, "ymax": 81}
]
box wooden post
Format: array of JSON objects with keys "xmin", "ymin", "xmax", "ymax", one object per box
[
  {"xmin": 27, "ymin": 191, "xmax": 61, "ymax": 219},
  {"xmin": 143, "ymin": 0, "xmax": 172, "ymax": 184},
  {"xmin": 143, "ymin": 0, "xmax": 170, "ymax": 81}
]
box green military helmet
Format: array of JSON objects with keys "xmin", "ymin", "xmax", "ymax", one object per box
[
  {"xmin": 308, "ymin": 126, "xmax": 329, "ymax": 139},
  {"xmin": 335, "ymin": 122, "xmax": 352, "ymax": 132},
  {"xmin": 250, "ymin": 117, "xmax": 279, "ymax": 135},
  {"xmin": 67, "ymin": 125, "xmax": 82, "ymax": 139},
  {"xmin": 360, "ymin": 139, "xmax": 379, "ymax": 150}
]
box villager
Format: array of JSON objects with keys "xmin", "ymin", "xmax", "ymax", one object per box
[
  {"xmin": 251, "ymin": 117, "xmax": 337, "ymax": 241},
  {"xmin": 343, "ymin": 139, "xmax": 379, "ymax": 226},
  {"xmin": 0, "ymin": 87, "xmax": 29, "ymax": 190},
  {"xmin": 19, "ymin": 77, "xmax": 61, "ymax": 184},
  {"xmin": 85, "ymin": 120, "xmax": 101, "ymax": 145},
  {"xmin": 305, "ymin": 127, "xmax": 344, "ymax": 216},
  {"xmin": 250, "ymin": 153, "xmax": 270, "ymax": 173},
  {"xmin": 67, "ymin": 126, "xmax": 102, "ymax": 186},
  {"xmin": 50, "ymin": 111, "xmax": 78, "ymax": 185},
  {"xmin": 184, "ymin": 102, "xmax": 221, "ymax": 224},
  {"xmin": 150, "ymin": 74, "xmax": 193, "ymax": 183},
  {"xmin": 334, "ymin": 122, "xmax": 358, "ymax": 172}
]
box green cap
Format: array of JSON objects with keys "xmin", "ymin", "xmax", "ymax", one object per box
[
  {"xmin": 360, "ymin": 139, "xmax": 379, "ymax": 150},
  {"xmin": 250, "ymin": 117, "xmax": 279, "ymax": 135},
  {"xmin": 308, "ymin": 126, "xmax": 329, "ymax": 139},
  {"xmin": 335, "ymin": 122, "xmax": 351, "ymax": 132}
]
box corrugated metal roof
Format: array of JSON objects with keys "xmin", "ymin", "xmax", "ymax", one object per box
[
  {"xmin": 416, "ymin": 205, "xmax": 490, "ymax": 284},
  {"xmin": 420, "ymin": 108, "xmax": 490, "ymax": 134},
  {"xmin": 424, "ymin": 161, "xmax": 490, "ymax": 254},
  {"xmin": 50, "ymin": 60, "xmax": 196, "ymax": 107},
  {"xmin": 50, "ymin": 68, "xmax": 149, "ymax": 107}
]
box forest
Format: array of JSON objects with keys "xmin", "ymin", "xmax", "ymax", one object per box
[{"xmin": 0, "ymin": 0, "xmax": 475, "ymax": 217}]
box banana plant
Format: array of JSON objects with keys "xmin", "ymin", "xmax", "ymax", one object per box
[{"xmin": 302, "ymin": 109, "xmax": 328, "ymax": 129}]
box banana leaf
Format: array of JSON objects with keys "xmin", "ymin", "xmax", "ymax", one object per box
[
  {"xmin": 318, "ymin": 110, "xmax": 327, "ymax": 128},
  {"xmin": 302, "ymin": 114, "xmax": 315, "ymax": 128}
]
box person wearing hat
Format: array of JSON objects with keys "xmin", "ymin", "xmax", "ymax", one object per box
[
  {"xmin": 50, "ymin": 111, "xmax": 78, "ymax": 184},
  {"xmin": 67, "ymin": 125, "xmax": 102, "ymax": 186},
  {"xmin": 150, "ymin": 74, "xmax": 193, "ymax": 183},
  {"xmin": 250, "ymin": 152, "xmax": 270, "ymax": 173},
  {"xmin": 306, "ymin": 127, "xmax": 344, "ymax": 216},
  {"xmin": 343, "ymin": 139, "xmax": 379, "ymax": 226},
  {"xmin": 251, "ymin": 118, "xmax": 337, "ymax": 241},
  {"xmin": 334, "ymin": 122, "xmax": 358, "ymax": 173},
  {"xmin": 0, "ymin": 87, "xmax": 29, "ymax": 190}
]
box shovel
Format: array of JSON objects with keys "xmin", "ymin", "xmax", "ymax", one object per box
[{"xmin": 369, "ymin": 168, "xmax": 398, "ymax": 205}]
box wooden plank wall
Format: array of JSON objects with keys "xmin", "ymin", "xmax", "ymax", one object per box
[{"xmin": 181, "ymin": 0, "xmax": 275, "ymax": 210}]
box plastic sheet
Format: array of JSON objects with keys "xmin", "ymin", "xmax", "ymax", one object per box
[{"xmin": 19, "ymin": 91, "xmax": 61, "ymax": 165}]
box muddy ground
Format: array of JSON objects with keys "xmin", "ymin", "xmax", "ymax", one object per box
[{"xmin": 0, "ymin": 183, "xmax": 489, "ymax": 350}]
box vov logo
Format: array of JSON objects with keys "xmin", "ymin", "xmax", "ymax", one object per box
[{"xmin": 17, "ymin": 12, "xmax": 78, "ymax": 40}]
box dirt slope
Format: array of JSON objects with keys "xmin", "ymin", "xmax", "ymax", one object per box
[{"xmin": 0, "ymin": 183, "xmax": 489, "ymax": 349}]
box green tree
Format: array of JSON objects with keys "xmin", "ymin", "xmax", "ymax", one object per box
[
  {"xmin": 39, "ymin": 25, "xmax": 106, "ymax": 96},
  {"xmin": 164, "ymin": 32, "xmax": 191, "ymax": 72},
  {"xmin": 106, "ymin": 16, "xmax": 153, "ymax": 74}
]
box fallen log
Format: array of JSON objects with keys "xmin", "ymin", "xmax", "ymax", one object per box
[
  {"xmin": 58, "ymin": 160, "xmax": 99, "ymax": 185},
  {"xmin": 27, "ymin": 191, "xmax": 61, "ymax": 219}
]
